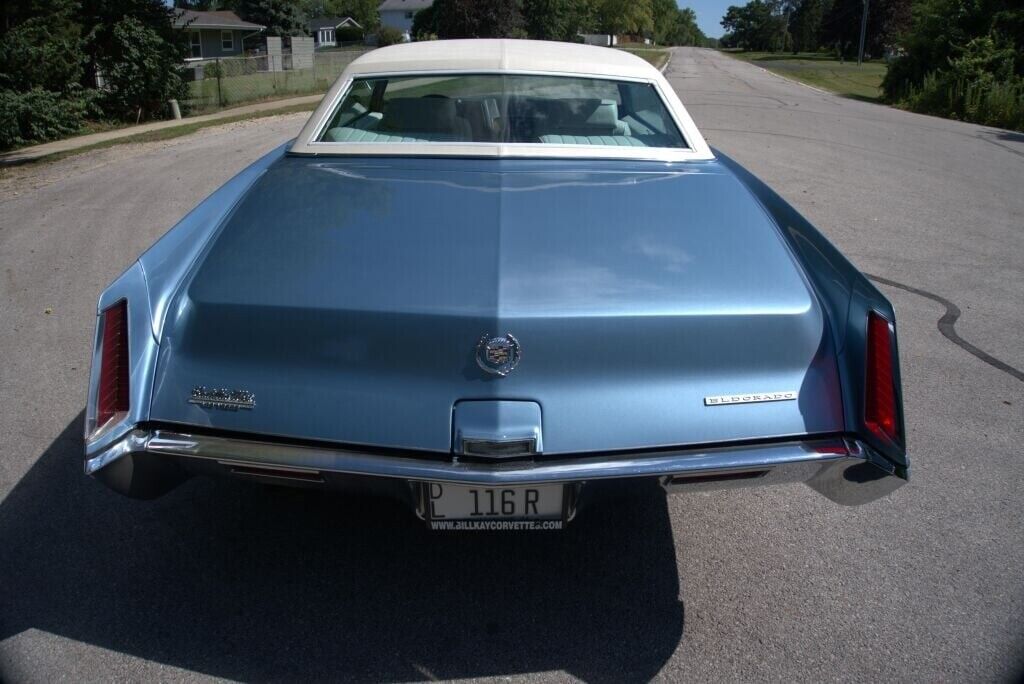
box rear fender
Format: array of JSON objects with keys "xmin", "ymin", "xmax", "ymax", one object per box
[{"xmin": 716, "ymin": 150, "xmax": 908, "ymax": 470}]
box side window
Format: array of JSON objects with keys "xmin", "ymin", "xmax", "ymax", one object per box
[
  {"xmin": 221, "ymin": 31, "xmax": 234, "ymax": 52},
  {"xmin": 623, "ymin": 84, "xmax": 675, "ymax": 136},
  {"xmin": 333, "ymin": 80, "xmax": 376, "ymax": 127},
  {"xmin": 189, "ymin": 32, "xmax": 202, "ymax": 59}
]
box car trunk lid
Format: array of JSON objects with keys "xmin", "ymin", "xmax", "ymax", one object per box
[{"xmin": 149, "ymin": 157, "xmax": 843, "ymax": 453}]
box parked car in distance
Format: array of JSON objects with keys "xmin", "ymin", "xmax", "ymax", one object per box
[{"xmin": 84, "ymin": 40, "xmax": 908, "ymax": 530}]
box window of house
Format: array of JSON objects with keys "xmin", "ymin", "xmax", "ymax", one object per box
[
  {"xmin": 221, "ymin": 31, "xmax": 234, "ymax": 51},
  {"xmin": 189, "ymin": 32, "xmax": 202, "ymax": 59},
  {"xmin": 405, "ymin": 11, "xmax": 414, "ymax": 18}
]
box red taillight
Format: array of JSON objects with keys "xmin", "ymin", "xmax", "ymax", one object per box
[
  {"xmin": 96, "ymin": 300, "xmax": 130, "ymax": 428},
  {"xmin": 865, "ymin": 311, "xmax": 899, "ymax": 443}
]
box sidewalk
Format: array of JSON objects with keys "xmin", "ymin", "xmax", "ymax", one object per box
[{"xmin": 0, "ymin": 94, "xmax": 322, "ymax": 166}]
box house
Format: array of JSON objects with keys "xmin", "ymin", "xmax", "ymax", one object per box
[
  {"xmin": 173, "ymin": 10, "xmax": 265, "ymax": 61},
  {"xmin": 378, "ymin": 0, "xmax": 433, "ymax": 34},
  {"xmin": 580, "ymin": 34, "xmax": 618, "ymax": 47},
  {"xmin": 309, "ymin": 16, "xmax": 363, "ymax": 48}
]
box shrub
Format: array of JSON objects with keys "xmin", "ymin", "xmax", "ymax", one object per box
[
  {"xmin": 0, "ymin": 88, "xmax": 91, "ymax": 150},
  {"xmin": 0, "ymin": 15, "xmax": 83, "ymax": 94},
  {"xmin": 202, "ymin": 61, "xmax": 224, "ymax": 79},
  {"xmin": 336, "ymin": 26, "xmax": 364, "ymax": 43},
  {"xmin": 376, "ymin": 26, "xmax": 405, "ymax": 46},
  {"xmin": 97, "ymin": 17, "xmax": 189, "ymax": 122},
  {"xmin": 900, "ymin": 72, "xmax": 1024, "ymax": 131},
  {"xmin": 890, "ymin": 37, "xmax": 1024, "ymax": 131}
]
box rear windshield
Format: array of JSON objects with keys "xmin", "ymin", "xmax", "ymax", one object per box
[{"xmin": 317, "ymin": 73, "xmax": 688, "ymax": 149}]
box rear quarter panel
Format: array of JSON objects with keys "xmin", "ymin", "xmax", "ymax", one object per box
[{"xmin": 716, "ymin": 150, "xmax": 908, "ymax": 469}]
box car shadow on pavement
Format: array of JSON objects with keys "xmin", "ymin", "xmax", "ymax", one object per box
[{"xmin": 0, "ymin": 414, "xmax": 684, "ymax": 682}]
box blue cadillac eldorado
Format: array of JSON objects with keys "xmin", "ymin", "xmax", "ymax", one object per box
[{"xmin": 83, "ymin": 40, "xmax": 908, "ymax": 530}]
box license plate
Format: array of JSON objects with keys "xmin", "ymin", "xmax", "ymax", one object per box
[{"xmin": 423, "ymin": 483, "xmax": 565, "ymax": 530}]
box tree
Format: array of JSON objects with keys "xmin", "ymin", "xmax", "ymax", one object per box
[
  {"xmin": 79, "ymin": 0, "xmax": 188, "ymax": 87},
  {"xmin": 235, "ymin": 0, "xmax": 306, "ymax": 35},
  {"xmin": 173, "ymin": 0, "xmax": 237, "ymax": 9},
  {"xmin": 0, "ymin": 0, "xmax": 90, "ymax": 148},
  {"xmin": 596, "ymin": 0, "xmax": 653, "ymax": 36},
  {"xmin": 650, "ymin": 0, "xmax": 679, "ymax": 43},
  {"xmin": 0, "ymin": 11, "xmax": 83, "ymax": 93},
  {"xmin": 522, "ymin": 0, "xmax": 596, "ymax": 41},
  {"xmin": 882, "ymin": 0, "xmax": 1023, "ymax": 97},
  {"xmin": 95, "ymin": 16, "xmax": 188, "ymax": 121},
  {"xmin": 787, "ymin": 0, "xmax": 830, "ymax": 52},
  {"xmin": 721, "ymin": 0, "xmax": 789, "ymax": 51},
  {"xmin": 411, "ymin": 3, "xmax": 438, "ymax": 38},
  {"xmin": 320, "ymin": 0, "xmax": 380, "ymax": 31},
  {"xmin": 376, "ymin": 25, "xmax": 403, "ymax": 45},
  {"xmin": 425, "ymin": 0, "xmax": 526, "ymax": 39},
  {"xmin": 667, "ymin": 7, "xmax": 707, "ymax": 46},
  {"xmin": 819, "ymin": 0, "xmax": 914, "ymax": 59},
  {"xmin": 878, "ymin": 0, "xmax": 911, "ymax": 52}
]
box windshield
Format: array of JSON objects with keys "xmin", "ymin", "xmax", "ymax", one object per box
[{"xmin": 317, "ymin": 73, "xmax": 689, "ymax": 149}]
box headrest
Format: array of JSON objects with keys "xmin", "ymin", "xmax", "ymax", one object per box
[
  {"xmin": 586, "ymin": 99, "xmax": 620, "ymax": 127},
  {"xmin": 380, "ymin": 97, "xmax": 460, "ymax": 133}
]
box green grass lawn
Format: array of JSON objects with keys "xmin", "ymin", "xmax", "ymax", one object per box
[
  {"xmin": 618, "ymin": 47, "xmax": 670, "ymax": 70},
  {"xmin": 722, "ymin": 50, "xmax": 886, "ymax": 101}
]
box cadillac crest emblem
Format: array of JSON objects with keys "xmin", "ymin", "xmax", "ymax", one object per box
[{"xmin": 476, "ymin": 333, "xmax": 521, "ymax": 377}]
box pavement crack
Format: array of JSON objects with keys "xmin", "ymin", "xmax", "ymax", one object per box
[{"xmin": 866, "ymin": 273, "xmax": 1024, "ymax": 383}]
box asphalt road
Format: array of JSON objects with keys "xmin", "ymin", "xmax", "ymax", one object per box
[{"xmin": 1, "ymin": 47, "xmax": 1022, "ymax": 682}]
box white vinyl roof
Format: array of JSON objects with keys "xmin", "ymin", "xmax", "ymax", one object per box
[
  {"xmin": 291, "ymin": 39, "xmax": 713, "ymax": 162},
  {"xmin": 344, "ymin": 39, "xmax": 661, "ymax": 81}
]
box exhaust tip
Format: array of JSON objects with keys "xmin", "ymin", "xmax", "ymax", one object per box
[{"xmin": 666, "ymin": 469, "xmax": 769, "ymax": 486}]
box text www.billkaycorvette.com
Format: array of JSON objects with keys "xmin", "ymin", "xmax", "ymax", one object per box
[{"xmin": 429, "ymin": 519, "xmax": 563, "ymax": 530}]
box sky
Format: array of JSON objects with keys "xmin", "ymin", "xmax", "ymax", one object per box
[{"xmin": 681, "ymin": 0, "xmax": 730, "ymax": 38}]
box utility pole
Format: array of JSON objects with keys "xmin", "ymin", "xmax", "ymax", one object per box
[{"xmin": 857, "ymin": 0, "xmax": 870, "ymax": 65}]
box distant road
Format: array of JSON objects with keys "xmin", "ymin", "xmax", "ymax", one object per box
[
  {"xmin": 669, "ymin": 48, "xmax": 1023, "ymax": 366},
  {"xmin": 0, "ymin": 49, "xmax": 1021, "ymax": 683}
]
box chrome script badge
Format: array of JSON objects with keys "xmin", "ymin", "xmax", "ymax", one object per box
[
  {"xmin": 476, "ymin": 333, "xmax": 521, "ymax": 377},
  {"xmin": 189, "ymin": 386, "xmax": 256, "ymax": 410},
  {"xmin": 704, "ymin": 391, "xmax": 798, "ymax": 406}
]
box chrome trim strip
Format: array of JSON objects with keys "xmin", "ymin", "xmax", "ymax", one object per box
[{"xmin": 86, "ymin": 429, "xmax": 907, "ymax": 505}]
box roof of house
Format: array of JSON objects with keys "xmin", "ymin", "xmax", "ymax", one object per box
[
  {"xmin": 378, "ymin": 0, "xmax": 434, "ymax": 11},
  {"xmin": 172, "ymin": 10, "xmax": 265, "ymax": 31},
  {"xmin": 309, "ymin": 16, "xmax": 363, "ymax": 31}
]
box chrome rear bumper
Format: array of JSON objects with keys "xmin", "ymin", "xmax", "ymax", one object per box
[{"xmin": 85, "ymin": 428, "xmax": 907, "ymax": 506}]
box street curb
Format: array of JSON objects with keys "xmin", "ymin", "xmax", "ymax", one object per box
[
  {"xmin": 752, "ymin": 64, "xmax": 831, "ymax": 95},
  {"xmin": 718, "ymin": 51, "xmax": 832, "ymax": 96}
]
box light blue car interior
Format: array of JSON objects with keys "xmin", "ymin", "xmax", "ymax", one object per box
[{"xmin": 319, "ymin": 74, "xmax": 688, "ymax": 148}]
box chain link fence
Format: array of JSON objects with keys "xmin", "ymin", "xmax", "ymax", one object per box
[{"xmin": 184, "ymin": 49, "xmax": 369, "ymax": 114}]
